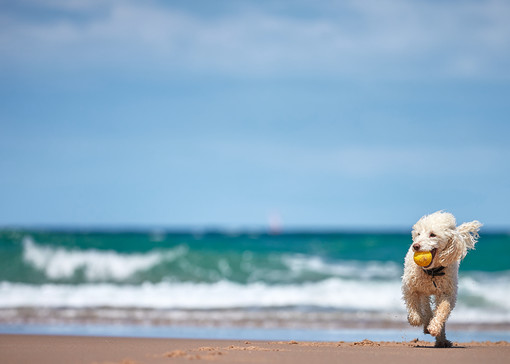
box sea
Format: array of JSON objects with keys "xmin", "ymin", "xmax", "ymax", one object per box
[{"xmin": 0, "ymin": 229, "xmax": 509, "ymax": 342}]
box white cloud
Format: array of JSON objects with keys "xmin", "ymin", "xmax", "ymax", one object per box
[{"xmin": 1, "ymin": 0, "xmax": 510, "ymax": 79}]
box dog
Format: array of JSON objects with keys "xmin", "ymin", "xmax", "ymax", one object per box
[{"xmin": 401, "ymin": 211, "xmax": 481, "ymax": 347}]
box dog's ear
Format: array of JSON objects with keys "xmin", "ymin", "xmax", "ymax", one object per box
[
  {"xmin": 456, "ymin": 221, "xmax": 482, "ymax": 251},
  {"xmin": 438, "ymin": 220, "xmax": 482, "ymax": 266}
]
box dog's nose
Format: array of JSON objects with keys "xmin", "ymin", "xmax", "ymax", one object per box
[{"xmin": 412, "ymin": 243, "xmax": 421, "ymax": 251}]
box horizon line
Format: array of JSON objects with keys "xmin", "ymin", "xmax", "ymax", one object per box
[{"xmin": 1, "ymin": 224, "xmax": 508, "ymax": 235}]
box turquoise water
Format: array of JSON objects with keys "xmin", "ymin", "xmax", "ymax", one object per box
[
  {"xmin": 0, "ymin": 229, "xmax": 509, "ymax": 339},
  {"xmin": 1, "ymin": 230, "xmax": 508, "ymax": 284}
]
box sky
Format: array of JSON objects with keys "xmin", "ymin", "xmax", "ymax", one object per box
[{"xmin": 1, "ymin": 0, "xmax": 510, "ymax": 230}]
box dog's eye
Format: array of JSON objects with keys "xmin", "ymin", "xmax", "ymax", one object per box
[{"xmin": 430, "ymin": 233, "xmax": 436, "ymax": 238}]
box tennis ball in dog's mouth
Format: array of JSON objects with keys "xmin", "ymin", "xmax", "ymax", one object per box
[{"xmin": 413, "ymin": 251, "xmax": 433, "ymax": 267}]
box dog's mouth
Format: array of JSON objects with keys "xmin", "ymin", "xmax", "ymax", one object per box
[{"xmin": 424, "ymin": 248, "xmax": 437, "ymax": 268}]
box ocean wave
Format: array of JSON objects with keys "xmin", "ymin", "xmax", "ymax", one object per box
[
  {"xmin": 1, "ymin": 275, "xmax": 509, "ymax": 316},
  {"xmin": 282, "ymin": 254, "xmax": 401, "ymax": 280},
  {"xmin": 22, "ymin": 236, "xmax": 187, "ymax": 281},
  {"xmin": 458, "ymin": 275, "xmax": 510, "ymax": 312},
  {"xmin": 20, "ymin": 236, "xmax": 403, "ymax": 283},
  {"xmin": 0, "ymin": 279, "xmax": 404, "ymax": 311}
]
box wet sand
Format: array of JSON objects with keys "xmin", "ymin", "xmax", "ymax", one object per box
[{"xmin": 1, "ymin": 335, "xmax": 509, "ymax": 364}]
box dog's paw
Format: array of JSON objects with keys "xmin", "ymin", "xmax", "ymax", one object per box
[
  {"xmin": 407, "ymin": 312, "xmax": 422, "ymax": 327},
  {"xmin": 427, "ymin": 320, "xmax": 442, "ymax": 337},
  {"xmin": 434, "ymin": 339, "xmax": 453, "ymax": 348}
]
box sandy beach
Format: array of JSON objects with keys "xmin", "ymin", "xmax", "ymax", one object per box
[{"xmin": 1, "ymin": 335, "xmax": 509, "ymax": 364}]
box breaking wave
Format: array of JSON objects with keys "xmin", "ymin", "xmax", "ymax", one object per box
[
  {"xmin": 20, "ymin": 236, "xmax": 401, "ymax": 284},
  {"xmin": 22, "ymin": 237, "xmax": 187, "ymax": 282},
  {"xmin": 0, "ymin": 275, "xmax": 509, "ymax": 324}
]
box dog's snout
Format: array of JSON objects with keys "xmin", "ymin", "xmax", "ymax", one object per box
[{"xmin": 412, "ymin": 243, "xmax": 421, "ymax": 251}]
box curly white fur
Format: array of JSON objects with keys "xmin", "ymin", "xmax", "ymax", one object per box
[{"xmin": 401, "ymin": 211, "xmax": 481, "ymax": 348}]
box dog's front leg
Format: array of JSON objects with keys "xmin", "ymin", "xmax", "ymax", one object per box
[
  {"xmin": 428, "ymin": 294, "xmax": 455, "ymax": 348},
  {"xmin": 404, "ymin": 292, "xmax": 424, "ymax": 327}
]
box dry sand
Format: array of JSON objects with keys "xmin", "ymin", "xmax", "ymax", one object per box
[{"xmin": 1, "ymin": 335, "xmax": 509, "ymax": 364}]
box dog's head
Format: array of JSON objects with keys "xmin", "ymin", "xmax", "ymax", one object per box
[{"xmin": 411, "ymin": 211, "xmax": 482, "ymax": 268}]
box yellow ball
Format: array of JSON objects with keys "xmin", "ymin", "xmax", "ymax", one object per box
[{"xmin": 413, "ymin": 251, "xmax": 433, "ymax": 267}]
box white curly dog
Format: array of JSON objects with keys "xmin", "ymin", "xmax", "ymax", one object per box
[{"xmin": 402, "ymin": 211, "xmax": 481, "ymax": 347}]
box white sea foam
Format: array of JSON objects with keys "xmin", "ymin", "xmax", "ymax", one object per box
[
  {"xmin": 0, "ymin": 279, "xmax": 404, "ymax": 311},
  {"xmin": 1, "ymin": 275, "xmax": 509, "ymax": 323},
  {"xmin": 282, "ymin": 254, "xmax": 401, "ymax": 280},
  {"xmin": 22, "ymin": 236, "xmax": 187, "ymax": 281},
  {"xmin": 458, "ymin": 275, "xmax": 510, "ymax": 311}
]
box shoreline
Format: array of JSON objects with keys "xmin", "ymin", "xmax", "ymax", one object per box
[
  {"xmin": 2, "ymin": 306, "xmax": 509, "ymax": 332},
  {"xmin": 1, "ymin": 334, "xmax": 509, "ymax": 364},
  {"xmin": 2, "ymin": 322, "xmax": 510, "ymax": 345}
]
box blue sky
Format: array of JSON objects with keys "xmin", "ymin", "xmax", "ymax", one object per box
[{"xmin": 1, "ymin": 0, "xmax": 510, "ymax": 230}]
